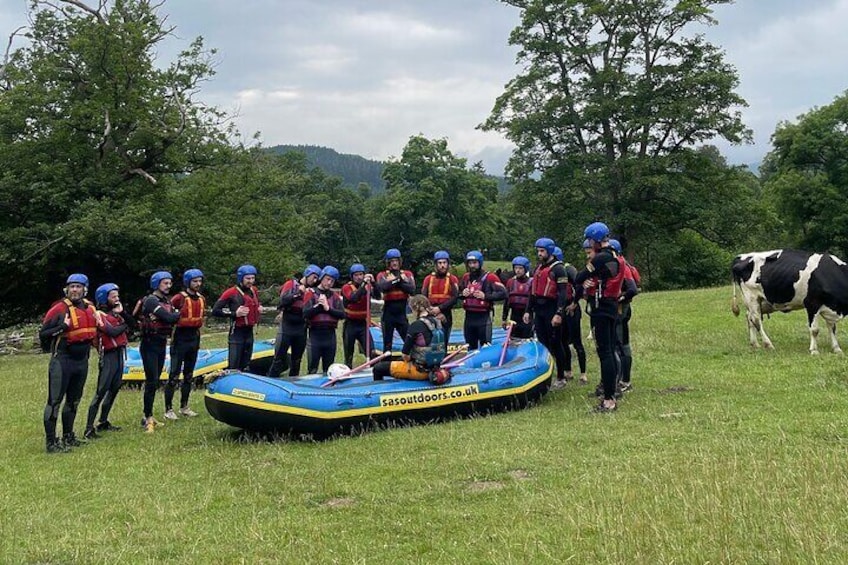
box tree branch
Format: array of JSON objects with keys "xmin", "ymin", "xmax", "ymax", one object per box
[
  {"xmin": 0, "ymin": 26, "xmax": 26, "ymax": 85},
  {"xmin": 58, "ymin": 0, "xmax": 106, "ymax": 24}
]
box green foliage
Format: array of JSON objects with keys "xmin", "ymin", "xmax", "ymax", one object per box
[
  {"xmin": 0, "ymin": 0, "xmax": 232, "ymax": 323},
  {"xmin": 763, "ymin": 91, "xmax": 848, "ymax": 256},
  {"xmin": 268, "ymin": 144, "xmax": 387, "ymax": 192},
  {"xmin": 370, "ymin": 136, "xmax": 518, "ymax": 273},
  {"xmin": 483, "ymin": 0, "xmax": 767, "ymax": 287}
]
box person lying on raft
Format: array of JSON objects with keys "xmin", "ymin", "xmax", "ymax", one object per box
[{"xmin": 372, "ymin": 295, "xmax": 450, "ymax": 385}]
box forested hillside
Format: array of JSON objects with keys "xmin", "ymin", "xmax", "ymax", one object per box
[{"xmin": 267, "ymin": 145, "xmax": 386, "ymax": 193}]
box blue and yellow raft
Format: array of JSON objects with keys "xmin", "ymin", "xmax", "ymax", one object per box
[
  {"xmin": 122, "ymin": 340, "xmax": 277, "ymax": 384},
  {"xmin": 204, "ymin": 339, "xmax": 552, "ymax": 436}
]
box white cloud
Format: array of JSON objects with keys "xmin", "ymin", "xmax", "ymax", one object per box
[
  {"xmin": 295, "ymin": 44, "xmax": 355, "ymax": 73},
  {"xmin": 344, "ymin": 11, "xmax": 463, "ymax": 44}
]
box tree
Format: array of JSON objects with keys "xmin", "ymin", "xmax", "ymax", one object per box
[
  {"xmin": 482, "ymin": 0, "xmax": 754, "ymax": 269},
  {"xmin": 373, "ymin": 136, "xmax": 511, "ymax": 272},
  {"xmin": 762, "ymin": 91, "xmax": 848, "ymax": 257},
  {"xmin": 0, "ymin": 0, "xmax": 232, "ymax": 324}
]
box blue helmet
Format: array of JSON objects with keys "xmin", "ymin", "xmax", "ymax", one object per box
[
  {"xmin": 150, "ymin": 271, "xmax": 173, "ymax": 290},
  {"xmin": 95, "ymin": 283, "xmax": 119, "ymax": 306},
  {"xmin": 582, "ymin": 238, "xmax": 593, "ymax": 249},
  {"xmin": 384, "ymin": 248, "xmax": 402, "ymax": 261},
  {"xmin": 321, "ymin": 266, "xmax": 340, "ymax": 281},
  {"xmin": 465, "ymin": 250, "xmax": 484, "ymax": 269},
  {"xmin": 534, "ymin": 237, "xmax": 556, "ymax": 255},
  {"xmin": 583, "ymin": 222, "xmax": 610, "ymax": 243},
  {"xmin": 609, "ymin": 239, "xmax": 622, "ymax": 253},
  {"xmin": 349, "ymin": 263, "xmax": 366, "ymax": 275},
  {"xmin": 66, "ymin": 273, "xmax": 89, "ymax": 287},
  {"xmin": 237, "ymin": 264, "xmax": 258, "ymax": 284},
  {"xmin": 553, "ymin": 247, "xmax": 564, "ymax": 261},
  {"xmin": 512, "ymin": 256, "xmax": 531, "ymax": 271},
  {"xmin": 304, "ymin": 264, "xmax": 322, "ymax": 279},
  {"xmin": 183, "ymin": 268, "xmax": 204, "ymax": 288},
  {"xmin": 434, "ymin": 250, "xmax": 450, "ymax": 261}
]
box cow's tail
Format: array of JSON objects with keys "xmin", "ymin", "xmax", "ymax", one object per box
[{"xmin": 731, "ymin": 273, "xmax": 741, "ymax": 317}]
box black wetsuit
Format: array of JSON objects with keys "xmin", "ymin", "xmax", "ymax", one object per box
[
  {"xmin": 40, "ymin": 299, "xmax": 95, "ymax": 446},
  {"xmin": 268, "ymin": 280, "xmax": 311, "ymax": 378},
  {"xmin": 575, "ymin": 248, "xmax": 624, "ymax": 401},
  {"xmin": 140, "ymin": 293, "xmax": 180, "ymax": 419},
  {"xmin": 376, "ymin": 270, "xmax": 415, "ymax": 353},
  {"xmin": 459, "ymin": 270, "xmax": 506, "ymax": 350},
  {"xmin": 86, "ymin": 309, "xmax": 133, "ymax": 431},
  {"xmin": 341, "ymin": 282, "xmax": 381, "ymax": 367},
  {"xmin": 527, "ymin": 260, "xmax": 570, "ymax": 381},
  {"xmin": 303, "ymin": 288, "xmax": 345, "ymax": 374},
  {"xmin": 212, "ymin": 285, "xmax": 260, "ymax": 371}
]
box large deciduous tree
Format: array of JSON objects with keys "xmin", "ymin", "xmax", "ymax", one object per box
[
  {"xmin": 483, "ymin": 0, "xmax": 758, "ymax": 280},
  {"xmin": 0, "ymin": 0, "xmax": 232, "ymax": 324},
  {"xmin": 762, "ymin": 91, "xmax": 848, "ymax": 257},
  {"xmin": 372, "ymin": 135, "xmax": 511, "ymax": 271}
]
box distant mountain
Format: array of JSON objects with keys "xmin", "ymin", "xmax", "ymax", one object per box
[
  {"xmin": 267, "ymin": 145, "xmax": 386, "ymax": 192},
  {"xmin": 266, "ymin": 144, "xmax": 512, "ymax": 195}
]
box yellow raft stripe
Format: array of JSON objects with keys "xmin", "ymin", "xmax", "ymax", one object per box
[
  {"xmin": 122, "ymin": 349, "xmax": 276, "ymax": 381},
  {"xmin": 205, "ymin": 363, "xmax": 554, "ymax": 420}
]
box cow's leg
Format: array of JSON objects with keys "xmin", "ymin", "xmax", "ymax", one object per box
[
  {"xmin": 745, "ymin": 310, "xmax": 760, "ymax": 348},
  {"xmin": 817, "ymin": 308, "xmax": 843, "ymax": 354},
  {"xmin": 753, "ymin": 300, "xmax": 774, "ymax": 349},
  {"xmin": 807, "ymin": 308, "xmax": 820, "ymax": 355}
]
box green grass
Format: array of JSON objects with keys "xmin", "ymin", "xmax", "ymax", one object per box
[{"xmin": 2, "ymin": 286, "xmax": 848, "ymax": 563}]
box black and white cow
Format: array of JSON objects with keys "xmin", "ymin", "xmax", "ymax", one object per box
[{"xmin": 731, "ymin": 249, "xmax": 848, "ymax": 354}]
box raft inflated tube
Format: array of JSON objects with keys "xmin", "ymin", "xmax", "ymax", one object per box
[{"xmin": 204, "ymin": 339, "xmax": 553, "ymax": 437}]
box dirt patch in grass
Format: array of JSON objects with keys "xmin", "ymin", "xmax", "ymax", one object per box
[
  {"xmin": 466, "ymin": 480, "xmax": 505, "ymax": 493},
  {"xmin": 321, "ymin": 497, "xmax": 355, "ymax": 509},
  {"xmin": 657, "ymin": 386, "xmax": 693, "ymax": 395}
]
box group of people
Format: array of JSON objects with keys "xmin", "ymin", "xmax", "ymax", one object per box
[{"xmin": 38, "ymin": 220, "xmax": 639, "ymax": 453}]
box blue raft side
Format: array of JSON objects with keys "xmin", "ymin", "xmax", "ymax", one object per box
[
  {"xmin": 124, "ymin": 339, "xmax": 276, "ymax": 380},
  {"xmin": 205, "ymin": 340, "xmax": 552, "ymax": 433}
]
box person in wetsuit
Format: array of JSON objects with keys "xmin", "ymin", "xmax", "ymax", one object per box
[
  {"xmin": 84, "ymin": 283, "xmax": 133, "ymax": 439},
  {"xmin": 502, "ymin": 256, "xmax": 534, "ymax": 339},
  {"xmin": 575, "ymin": 222, "xmax": 628, "ymax": 412},
  {"xmin": 212, "ymin": 264, "xmax": 261, "ymax": 371},
  {"xmin": 421, "ymin": 250, "xmax": 459, "ymax": 343},
  {"xmin": 459, "ymin": 251, "xmax": 506, "ymax": 350},
  {"xmin": 341, "ymin": 263, "xmax": 380, "ymax": 368},
  {"xmin": 524, "ymin": 239, "xmax": 571, "ymax": 390},
  {"xmin": 164, "ymin": 269, "xmax": 205, "ymax": 420},
  {"xmin": 372, "ymin": 295, "xmax": 450, "ymax": 384},
  {"xmin": 39, "ymin": 273, "xmax": 99, "ymax": 453},
  {"xmin": 268, "ymin": 264, "xmax": 321, "ymax": 378},
  {"xmin": 375, "ymin": 248, "xmax": 415, "ymax": 353},
  {"xmin": 303, "ymin": 266, "xmax": 345, "ymax": 373},
  {"xmin": 138, "ymin": 271, "xmax": 181, "ymax": 433}
]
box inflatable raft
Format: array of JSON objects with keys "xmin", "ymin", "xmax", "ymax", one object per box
[
  {"xmin": 369, "ymin": 325, "xmax": 509, "ymax": 352},
  {"xmin": 204, "ymin": 339, "xmax": 552, "ymax": 436},
  {"xmin": 122, "ymin": 340, "xmax": 277, "ymax": 384}
]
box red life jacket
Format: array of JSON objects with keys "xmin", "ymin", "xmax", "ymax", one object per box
[
  {"xmin": 596, "ymin": 254, "xmax": 626, "ymax": 300},
  {"xmin": 378, "ymin": 270, "xmax": 414, "ymax": 302},
  {"xmin": 423, "ymin": 273, "xmax": 458, "ymax": 306},
  {"xmin": 140, "ymin": 294, "xmax": 176, "ymax": 337},
  {"xmin": 304, "ymin": 289, "xmax": 343, "ymax": 329},
  {"xmin": 531, "ymin": 261, "xmax": 560, "ymax": 299},
  {"xmin": 342, "ymin": 282, "xmax": 368, "ymax": 321},
  {"xmin": 45, "ymin": 298, "xmax": 98, "ymax": 345},
  {"xmin": 99, "ymin": 311, "xmax": 129, "ymax": 351},
  {"xmin": 219, "ymin": 286, "xmax": 261, "ymax": 327},
  {"xmin": 627, "ymin": 262, "xmax": 641, "ymax": 287},
  {"xmin": 279, "ymin": 279, "xmax": 305, "ymax": 315},
  {"xmin": 461, "ymin": 272, "xmax": 496, "ymax": 313},
  {"xmin": 173, "ymin": 291, "xmax": 206, "ymax": 328},
  {"xmin": 506, "ymin": 276, "xmax": 531, "ymax": 310}
]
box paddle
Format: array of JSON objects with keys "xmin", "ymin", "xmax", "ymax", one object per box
[
  {"xmin": 440, "ymin": 344, "xmax": 469, "ymax": 365},
  {"xmin": 321, "ymin": 351, "xmax": 391, "ymax": 387},
  {"xmin": 365, "ymin": 282, "xmax": 371, "ymax": 358},
  {"xmin": 440, "ymin": 349, "xmax": 480, "ymax": 370},
  {"xmin": 498, "ymin": 321, "xmax": 516, "ymax": 367}
]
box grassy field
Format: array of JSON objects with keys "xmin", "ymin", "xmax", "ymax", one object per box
[{"xmin": 2, "ymin": 285, "xmax": 847, "ymax": 563}]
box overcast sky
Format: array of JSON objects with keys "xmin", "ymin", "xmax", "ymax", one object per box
[{"xmin": 2, "ymin": 0, "xmax": 847, "ymax": 174}]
